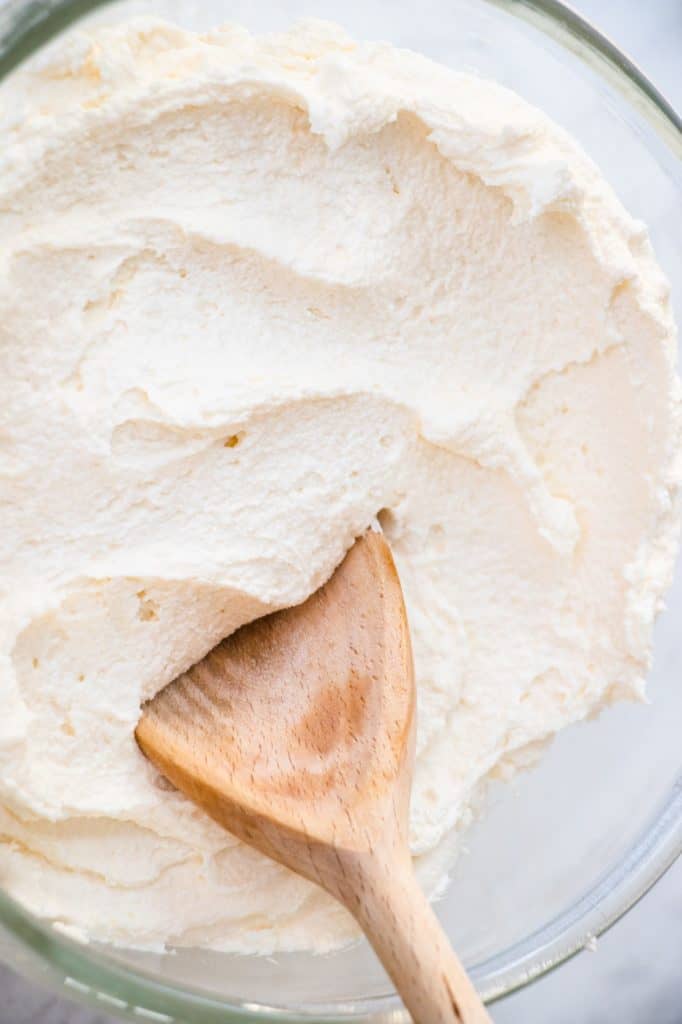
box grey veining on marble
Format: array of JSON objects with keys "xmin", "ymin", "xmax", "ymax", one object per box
[{"xmin": 0, "ymin": 1, "xmax": 680, "ymax": 1022}]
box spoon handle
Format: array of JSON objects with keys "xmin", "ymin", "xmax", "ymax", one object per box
[{"xmin": 344, "ymin": 852, "xmax": 492, "ymax": 1024}]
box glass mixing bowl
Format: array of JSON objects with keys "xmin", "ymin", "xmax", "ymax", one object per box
[{"xmin": 0, "ymin": 0, "xmax": 680, "ymax": 1020}]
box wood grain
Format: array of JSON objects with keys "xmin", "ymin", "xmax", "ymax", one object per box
[{"xmin": 136, "ymin": 530, "xmax": 491, "ymax": 1023}]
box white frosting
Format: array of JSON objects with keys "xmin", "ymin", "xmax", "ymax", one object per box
[{"xmin": 0, "ymin": 17, "xmax": 679, "ymax": 953}]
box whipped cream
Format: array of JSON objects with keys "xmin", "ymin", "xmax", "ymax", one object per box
[{"xmin": 0, "ymin": 17, "xmax": 679, "ymax": 952}]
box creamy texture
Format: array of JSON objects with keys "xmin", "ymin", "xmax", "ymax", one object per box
[{"xmin": 0, "ymin": 17, "xmax": 680, "ymax": 952}]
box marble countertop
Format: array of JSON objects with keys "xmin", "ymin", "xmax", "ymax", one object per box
[{"xmin": 1, "ymin": 1, "xmax": 680, "ymax": 1022}]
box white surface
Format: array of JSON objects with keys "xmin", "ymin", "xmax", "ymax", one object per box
[
  {"xmin": 0, "ymin": 0, "xmax": 680, "ymax": 1021},
  {"xmin": 495, "ymin": 4, "xmax": 682, "ymax": 1018},
  {"xmin": 489, "ymin": 4, "xmax": 682, "ymax": 1019}
]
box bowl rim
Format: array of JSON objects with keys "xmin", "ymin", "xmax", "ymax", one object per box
[{"xmin": 0, "ymin": 0, "xmax": 680, "ymax": 1020}]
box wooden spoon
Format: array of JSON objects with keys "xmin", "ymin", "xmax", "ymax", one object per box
[{"xmin": 136, "ymin": 529, "xmax": 491, "ymax": 1023}]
